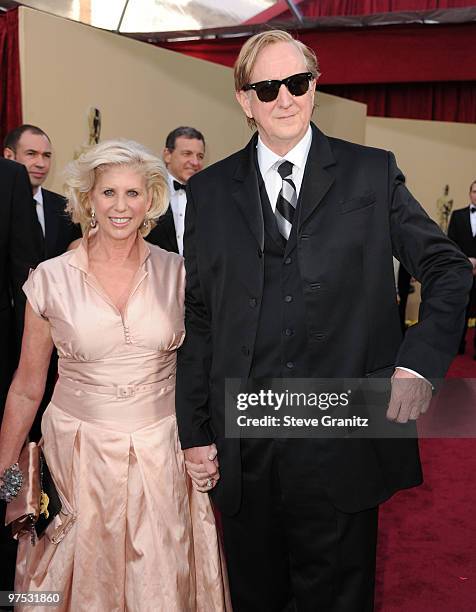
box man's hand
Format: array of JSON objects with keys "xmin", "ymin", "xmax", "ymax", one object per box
[
  {"xmin": 184, "ymin": 444, "xmax": 220, "ymax": 493},
  {"xmin": 386, "ymin": 369, "xmax": 432, "ymax": 423}
]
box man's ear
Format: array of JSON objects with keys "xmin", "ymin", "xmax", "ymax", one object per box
[
  {"xmin": 3, "ymin": 147, "xmax": 15, "ymax": 161},
  {"xmin": 236, "ymin": 90, "xmax": 253, "ymax": 120},
  {"xmin": 163, "ymin": 147, "xmax": 172, "ymax": 166}
]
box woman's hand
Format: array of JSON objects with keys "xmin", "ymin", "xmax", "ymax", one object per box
[{"xmin": 184, "ymin": 443, "xmax": 220, "ymax": 492}]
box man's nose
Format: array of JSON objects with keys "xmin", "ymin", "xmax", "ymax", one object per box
[
  {"xmin": 34, "ymin": 155, "xmax": 46, "ymax": 168},
  {"xmin": 276, "ymin": 83, "xmax": 293, "ymax": 107}
]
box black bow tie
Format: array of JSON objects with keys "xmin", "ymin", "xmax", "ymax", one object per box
[
  {"xmin": 471, "ymin": 206, "xmax": 476, "ymax": 213},
  {"xmin": 173, "ymin": 180, "xmax": 186, "ymax": 191}
]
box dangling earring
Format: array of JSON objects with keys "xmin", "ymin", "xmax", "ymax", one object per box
[
  {"xmin": 142, "ymin": 217, "xmax": 150, "ymax": 231},
  {"xmin": 90, "ymin": 209, "xmax": 97, "ymax": 228}
]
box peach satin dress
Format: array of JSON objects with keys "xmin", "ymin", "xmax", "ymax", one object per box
[{"xmin": 16, "ymin": 237, "xmax": 231, "ymax": 611}]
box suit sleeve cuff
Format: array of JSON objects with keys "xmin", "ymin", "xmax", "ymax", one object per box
[{"xmin": 395, "ymin": 366, "xmax": 433, "ymax": 388}]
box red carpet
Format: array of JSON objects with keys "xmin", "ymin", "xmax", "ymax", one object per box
[{"xmin": 376, "ymin": 330, "xmax": 476, "ymax": 611}]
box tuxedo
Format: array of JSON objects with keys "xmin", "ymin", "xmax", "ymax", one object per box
[
  {"xmin": 0, "ymin": 158, "xmax": 42, "ymax": 596},
  {"xmin": 176, "ymin": 124, "xmax": 471, "ymax": 609},
  {"xmin": 448, "ymin": 205, "xmax": 476, "ymax": 257},
  {"xmin": 146, "ymin": 173, "xmax": 186, "ymax": 254},
  {"xmin": 146, "ymin": 206, "xmax": 179, "ymax": 253},
  {"xmin": 448, "ymin": 205, "xmax": 476, "ymax": 353}
]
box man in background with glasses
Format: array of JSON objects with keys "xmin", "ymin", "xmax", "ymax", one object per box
[{"xmin": 175, "ymin": 30, "xmax": 472, "ymax": 611}]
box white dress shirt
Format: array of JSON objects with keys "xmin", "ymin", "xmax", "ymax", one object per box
[
  {"xmin": 167, "ymin": 172, "xmax": 187, "ymax": 256},
  {"xmin": 257, "ymin": 126, "xmax": 312, "ymax": 210},
  {"xmin": 33, "ymin": 187, "xmax": 46, "ymax": 236}
]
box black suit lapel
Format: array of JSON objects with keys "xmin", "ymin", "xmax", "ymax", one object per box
[
  {"xmin": 463, "ymin": 208, "xmax": 475, "ymax": 245},
  {"xmin": 42, "ymin": 190, "xmax": 59, "ymax": 260},
  {"xmin": 297, "ymin": 125, "xmax": 336, "ymax": 230},
  {"xmin": 232, "ymin": 136, "xmax": 264, "ymax": 252},
  {"xmin": 163, "ymin": 205, "xmax": 179, "ymax": 253},
  {"xmin": 31, "ymin": 196, "xmax": 46, "ymax": 258}
]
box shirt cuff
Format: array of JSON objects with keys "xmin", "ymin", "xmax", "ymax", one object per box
[{"xmin": 395, "ymin": 367, "xmax": 432, "ymax": 388}]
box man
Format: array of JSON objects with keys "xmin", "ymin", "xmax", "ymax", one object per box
[
  {"xmin": 0, "ymin": 157, "xmax": 42, "ymax": 603},
  {"xmin": 4, "ymin": 125, "xmax": 81, "ymax": 263},
  {"xmin": 448, "ymin": 179, "xmax": 476, "ymax": 358},
  {"xmin": 176, "ymin": 31, "xmax": 472, "ymax": 611},
  {"xmin": 147, "ymin": 126, "xmax": 205, "ymax": 254},
  {"xmin": 4, "ymin": 125, "xmax": 81, "ymax": 439}
]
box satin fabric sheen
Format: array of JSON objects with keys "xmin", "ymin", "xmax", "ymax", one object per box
[{"xmin": 15, "ymin": 236, "xmax": 231, "ymax": 611}]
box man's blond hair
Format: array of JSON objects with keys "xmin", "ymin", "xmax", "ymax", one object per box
[
  {"xmin": 234, "ymin": 30, "xmax": 319, "ymax": 92},
  {"xmin": 234, "ymin": 30, "xmax": 320, "ymax": 128}
]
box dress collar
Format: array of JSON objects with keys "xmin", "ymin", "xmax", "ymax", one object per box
[{"xmin": 69, "ymin": 231, "xmax": 151, "ymax": 274}]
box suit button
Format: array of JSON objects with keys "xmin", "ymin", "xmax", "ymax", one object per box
[
  {"xmin": 241, "ymin": 346, "xmax": 250, "ymax": 356},
  {"xmin": 284, "ymin": 328, "xmax": 294, "ymax": 336},
  {"xmin": 284, "ymin": 295, "xmax": 293, "ymax": 303},
  {"xmin": 286, "ymin": 361, "xmax": 295, "ymax": 369},
  {"xmin": 249, "ymin": 298, "xmax": 257, "ymax": 308},
  {"xmin": 284, "ymin": 257, "xmax": 292, "ymax": 265},
  {"xmin": 258, "ymin": 248, "xmax": 263, "ymax": 258}
]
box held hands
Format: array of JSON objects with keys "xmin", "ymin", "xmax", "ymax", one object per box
[
  {"xmin": 184, "ymin": 444, "xmax": 220, "ymax": 493},
  {"xmin": 386, "ymin": 369, "xmax": 432, "ymax": 423}
]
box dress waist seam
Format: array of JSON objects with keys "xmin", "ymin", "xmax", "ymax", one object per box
[{"xmin": 57, "ymin": 375, "xmax": 175, "ymax": 399}]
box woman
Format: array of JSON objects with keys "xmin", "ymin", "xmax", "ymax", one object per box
[{"xmin": 0, "ymin": 140, "xmax": 230, "ymax": 611}]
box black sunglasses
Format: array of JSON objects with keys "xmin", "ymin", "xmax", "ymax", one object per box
[{"xmin": 242, "ymin": 72, "xmax": 314, "ymax": 102}]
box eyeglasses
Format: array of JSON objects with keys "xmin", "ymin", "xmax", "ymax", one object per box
[{"xmin": 242, "ymin": 72, "xmax": 314, "ymax": 103}]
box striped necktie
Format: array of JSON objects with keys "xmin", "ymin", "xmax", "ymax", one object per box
[{"xmin": 275, "ymin": 160, "xmax": 297, "ymax": 240}]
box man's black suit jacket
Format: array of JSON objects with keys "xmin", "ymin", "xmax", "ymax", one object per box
[
  {"xmin": 16, "ymin": 189, "xmax": 81, "ymax": 351},
  {"xmin": 0, "ymin": 159, "xmax": 42, "ymax": 403},
  {"xmin": 146, "ymin": 206, "xmax": 179, "ymax": 253},
  {"xmin": 26, "ymin": 189, "xmax": 82, "ymax": 441},
  {"xmin": 448, "ymin": 206, "xmax": 476, "ymax": 314},
  {"xmin": 448, "ymin": 206, "xmax": 476, "ymax": 257},
  {"xmin": 41, "ymin": 189, "xmax": 82, "ymax": 260},
  {"xmin": 176, "ymin": 124, "xmax": 472, "ymax": 516}
]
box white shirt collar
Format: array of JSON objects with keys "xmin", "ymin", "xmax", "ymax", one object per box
[
  {"xmin": 257, "ymin": 125, "xmax": 312, "ymax": 176},
  {"xmin": 33, "ymin": 187, "xmax": 44, "ymax": 206},
  {"xmin": 167, "ymin": 171, "xmax": 186, "ymax": 191}
]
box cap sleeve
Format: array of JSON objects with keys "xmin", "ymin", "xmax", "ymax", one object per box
[{"xmin": 23, "ymin": 266, "xmax": 49, "ymax": 319}]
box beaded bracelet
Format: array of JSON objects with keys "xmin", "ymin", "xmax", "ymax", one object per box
[{"xmin": 0, "ymin": 462, "xmax": 23, "ymax": 502}]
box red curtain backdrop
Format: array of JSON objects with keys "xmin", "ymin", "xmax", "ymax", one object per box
[
  {"xmin": 245, "ymin": 0, "xmax": 476, "ymax": 22},
  {"xmin": 157, "ymin": 22, "xmax": 476, "ymax": 123},
  {"xmin": 0, "ymin": 8, "xmax": 22, "ymax": 147},
  {"xmin": 319, "ymin": 81, "xmax": 476, "ymax": 123},
  {"xmin": 297, "ymin": 0, "xmax": 476, "ymax": 19}
]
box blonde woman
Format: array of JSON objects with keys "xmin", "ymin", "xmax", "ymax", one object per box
[{"xmin": 0, "ymin": 140, "xmax": 230, "ymax": 611}]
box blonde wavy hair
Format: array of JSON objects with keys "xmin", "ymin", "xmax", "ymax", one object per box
[
  {"xmin": 64, "ymin": 139, "xmax": 169, "ymax": 237},
  {"xmin": 234, "ymin": 30, "xmax": 320, "ymax": 129}
]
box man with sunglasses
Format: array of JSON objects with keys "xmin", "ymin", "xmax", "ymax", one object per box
[{"xmin": 176, "ymin": 30, "xmax": 472, "ymax": 611}]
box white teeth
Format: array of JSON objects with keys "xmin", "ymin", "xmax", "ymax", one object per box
[{"xmin": 110, "ymin": 217, "xmax": 130, "ymax": 224}]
